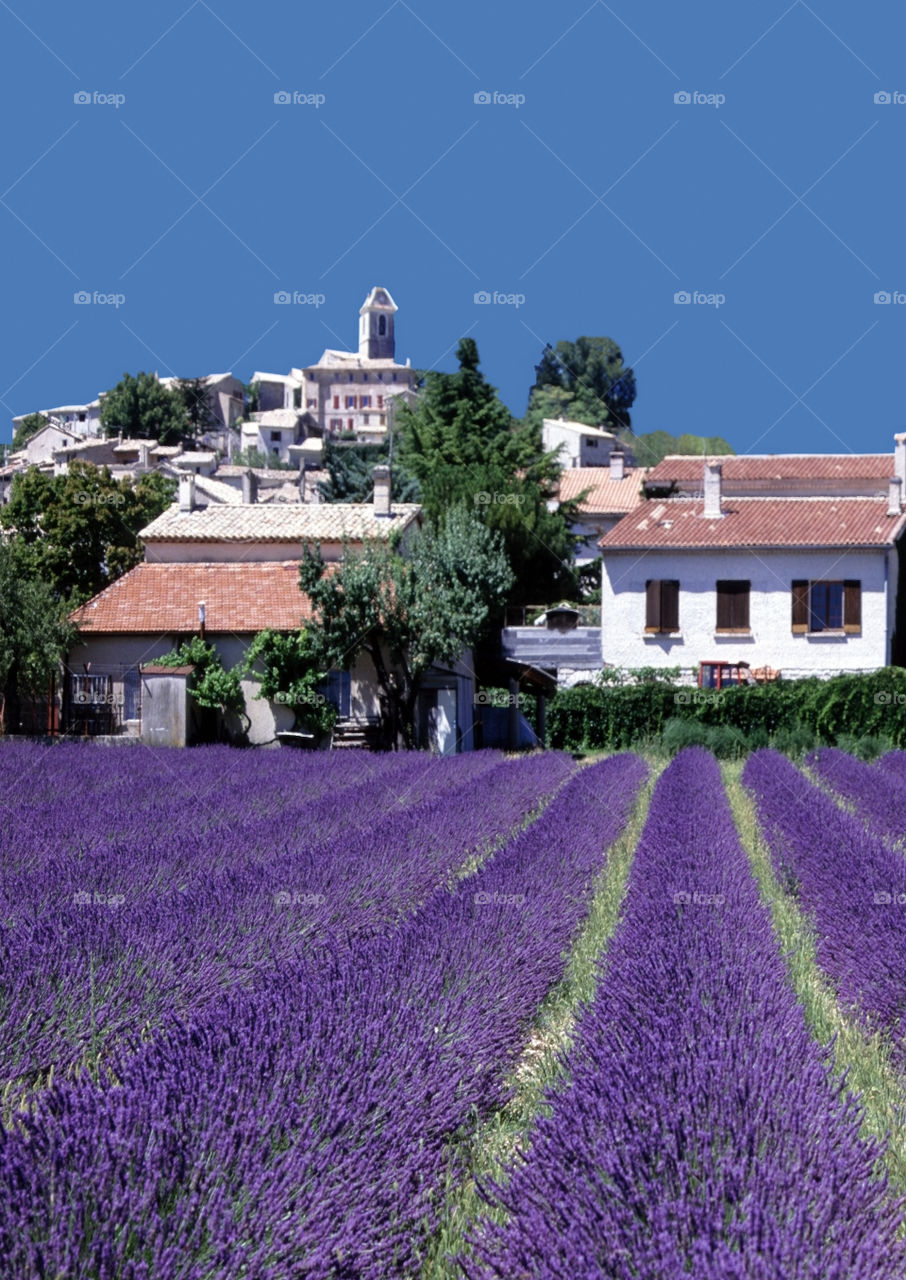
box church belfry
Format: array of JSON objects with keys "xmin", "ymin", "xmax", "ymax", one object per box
[{"xmin": 358, "ymin": 286, "xmax": 397, "ymax": 360}]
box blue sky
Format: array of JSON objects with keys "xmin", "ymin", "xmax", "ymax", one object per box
[{"xmin": 2, "ymin": 1, "xmax": 904, "ymax": 455}]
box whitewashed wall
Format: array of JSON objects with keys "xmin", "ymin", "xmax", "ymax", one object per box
[{"xmin": 601, "ymin": 547, "xmax": 895, "ymax": 676}]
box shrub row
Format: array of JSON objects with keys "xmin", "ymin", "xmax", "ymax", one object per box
[{"xmin": 546, "ymin": 670, "xmax": 906, "ymax": 757}]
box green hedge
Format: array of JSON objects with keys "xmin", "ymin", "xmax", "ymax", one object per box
[{"xmin": 546, "ymin": 670, "xmax": 906, "ymax": 753}]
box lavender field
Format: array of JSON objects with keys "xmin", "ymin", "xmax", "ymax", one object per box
[{"xmin": 1, "ymin": 740, "xmax": 905, "ymax": 1278}]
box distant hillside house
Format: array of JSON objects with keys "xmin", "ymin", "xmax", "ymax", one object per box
[
  {"xmin": 252, "ymin": 287, "xmax": 418, "ymax": 446},
  {"xmin": 599, "ymin": 438, "xmax": 906, "ymax": 682},
  {"xmin": 543, "ymin": 418, "xmax": 630, "ymax": 469}
]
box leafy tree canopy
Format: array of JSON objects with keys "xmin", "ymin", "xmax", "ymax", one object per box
[
  {"xmin": 176, "ymin": 377, "xmax": 218, "ymax": 438},
  {"xmin": 526, "ymin": 337, "xmax": 637, "ymax": 433},
  {"xmin": 0, "ymin": 462, "xmax": 175, "ymax": 606},
  {"xmin": 243, "ymin": 628, "xmax": 336, "ymax": 735},
  {"xmin": 100, "ymin": 372, "xmax": 188, "ymax": 445},
  {"xmin": 319, "ymin": 438, "xmax": 418, "ymax": 504},
  {"xmin": 630, "ymin": 430, "xmax": 735, "ymax": 469},
  {"xmin": 299, "ymin": 505, "xmax": 513, "ymax": 747},
  {"xmin": 0, "ymin": 538, "xmax": 75, "ymax": 733}
]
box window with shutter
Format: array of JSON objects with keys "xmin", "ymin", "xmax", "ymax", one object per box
[
  {"xmin": 843, "ymin": 580, "xmax": 861, "ymax": 633},
  {"xmin": 716, "ymin": 580, "xmax": 750, "ymax": 631},
  {"xmin": 645, "ymin": 580, "xmax": 679, "ymax": 633},
  {"xmin": 792, "ymin": 580, "xmax": 808, "ymax": 633}
]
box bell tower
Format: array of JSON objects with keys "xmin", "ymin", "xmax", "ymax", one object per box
[{"xmin": 358, "ymin": 286, "xmax": 397, "ymax": 360}]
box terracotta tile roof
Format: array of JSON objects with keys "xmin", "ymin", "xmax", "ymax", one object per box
[
  {"xmin": 69, "ymin": 561, "xmax": 318, "ymax": 633},
  {"xmin": 646, "ymin": 454, "xmax": 894, "ymax": 486},
  {"xmin": 139, "ymin": 501, "xmax": 421, "ymax": 543},
  {"xmin": 557, "ymin": 467, "xmax": 649, "ymax": 514},
  {"xmin": 599, "ymin": 497, "xmax": 906, "ymax": 551}
]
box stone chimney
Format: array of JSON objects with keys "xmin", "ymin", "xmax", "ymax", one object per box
[
  {"xmin": 609, "ymin": 450, "xmax": 625, "ymax": 481},
  {"xmin": 137, "ymin": 442, "xmax": 150, "ymax": 470},
  {"xmin": 895, "ymin": 433, "xmax": 906, "ymax": 489},
  {"xmin": 241, "ymin": 468, "xmax": 258, "ymax": 504},
  {"xmin": 373, "ymin": 465, "xmax": 391, "ymax": 517},
  {"xmin": 702, "ymin": 461, "xmax": 723, "ymax": 520},
  {"xmin": 889, "ymin": 475, "xmax": 902, "ymax": 517},
  {"xmin": 178, "ymin": 470, "xmax": 196, "ymax": 513}
]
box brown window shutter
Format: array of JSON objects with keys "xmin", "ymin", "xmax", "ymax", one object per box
[
  {"xmin": 843, "ymin": 580, "xmax": 861, "ymax": 633},
  {"xmin": 792, "ymin": 580, "xmax": 808, "ymax": 633},
  {"xmin": 717, "ymin": 580, "xmax": 750, "ymax": 630},
  {"xmin": 661, "ymin": 580, "xmax": 680, "ymax": 632},
  {"xmin": 645, "ymin": 579, "xmax": 660, "ymax": 631}
]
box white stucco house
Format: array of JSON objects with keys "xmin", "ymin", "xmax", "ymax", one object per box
[
  {"xmin": 599, "ymin": 440, "xmax": 906, "ymax": 682},
  {"xmin": 555, "ymin": 452, "xmax": 648, "ymax": 565},
  {"xmin": 542, "ymin": 418, "xmax": 624, "ymax": 469}
]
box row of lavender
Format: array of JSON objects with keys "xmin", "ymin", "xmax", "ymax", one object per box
[
  {"xmin": 744, "ymin": 749, "xmax": 906, "ymax": 1061},
  {"xmin": 0, "ymin": 743, "xmax": 570, "ymax": 1097},
  {"xmin": 465, "ymin": 749, "xmax": 905, "ymax": 1279},
  {"xmin": 0, "ymin": 749, "xmax": 646, "ymax": 1276}
]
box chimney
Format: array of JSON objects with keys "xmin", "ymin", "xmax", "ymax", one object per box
[
  {"xmin": 373, "ymin": 465, "xmax": 391, "ymax": 517},
  {"xmin": 178, "ymin": 470, "xmax": 196, "ymax": 513},
  {"xmin": 888, "ymin": 475, "xmax": 902, "ymax": 517},
  {"xmin": 702, "ymin": 461, "xmax": 723, "ymax": 520},
  {"xmin": 609, "ymin": 450, "xmax": 625, "ymax": 481},
  {"xmin": 241, "ymin": 468, "xmax": 258, "ymax": 504},
  {"xmin": 138, "ymin": 442, "xmax": 149, "ymax": 470},
  {"xmin": 895, "ymin": 433, "xmax": 906, "ymax": 488}
]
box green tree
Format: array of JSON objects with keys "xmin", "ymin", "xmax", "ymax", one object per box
[
  {"xmin": 177, "ymin": 377, "xmax": 217, "ymax": 438},
  {"xmin": 0, "ymin": 539, "xmax": 75, "ymax": 733},
  {"xmin": 395, "ymin": 339, "xmax": 572, "ymax": 606},
  {"xmin": 243, "ymin": 628, "xmax": 336, "ymax": 735},
  {"xmin": 100, "ymin": 372, "xmax": 188, "ymax": 445},
  {"xmin": 0, "ymin": 462, "xmax": 176, "ymax": 606},
  {"xmin": 631, "ymin": 430, "xmax": 735, "ymax": 469},
  {"xmin": 11, "ymin": 412, "xmax": 48, "ymax": 452},
  {"xmin": 319, "ymin": 438, "xmax": 419, "ymax": 504},
  {"xmin": 299, "ymin": 506, "xmax": 513, "ymax": 748},
  {"xmin": 526, "ymin": 337, "xmax": 637, "ymax": 433}
]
